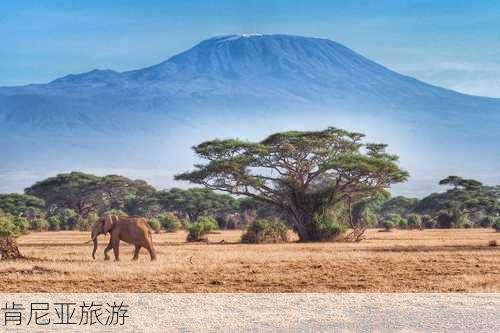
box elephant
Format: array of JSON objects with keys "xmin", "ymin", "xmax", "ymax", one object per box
[{"xmin": 91, "ymin": 215, "xmax": 157, "ymax": 261}]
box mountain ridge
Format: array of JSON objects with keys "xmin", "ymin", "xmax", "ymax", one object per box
[{"xmin": 0, "ymin": 34, "xmax": 499, "ymax": 194}]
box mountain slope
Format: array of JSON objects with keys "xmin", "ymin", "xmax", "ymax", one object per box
[{"xmin": 0, "ymin": 34, "xmax": 499, "ymax": 194}]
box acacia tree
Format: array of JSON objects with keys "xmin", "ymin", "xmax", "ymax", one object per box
[
  {"xmin": 25, "ymin": 172, "xmax": 158, "ymax": 219},
  {"xmin": 25, "ymin": 172, "xmax": 101, "ymax": 217},
  {"xmin": 176, "ymin": 127, "xmax": 408, "ymax": 241}
]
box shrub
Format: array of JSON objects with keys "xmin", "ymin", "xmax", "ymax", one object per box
[
  {"xmin": 31, "ymin": 218, "xmax": 49, "ymax": 232},
  {"xmin": 0, "ymin": 214, "xmax": 18, "ymax": 238},
  {"xmin": 381, "ymin": 220, "xmax": 394, "ymax": 232},
  {"xmin": 493, "ymin": 219, "xmax": 500, "ymax": 232},
  {"xmin": 58, "ymin": 208, "xmax": 79, "ymax": 230},
  {"xmin": 421, "ymin": 215, "xmax": 435, "ymax": 229},
  {"xmin": 387, "ymin": 214, "xmax": 407, "ymax": 229},
  {"xmin": 407, "ymin": 214, "xmax": 422, "ymax": 230},
  {"xmin": 158, "ymin": 213, "xmax": 182, "ymax": 232},
  {"xmin": 147, "ymin": 218, "xmax": 162, "ymax": 233},
  {"xmin": 187, "ymin": 216, "xmax": 218, "ymax": 242},
  {"xmin": 47, "ymin": 215, "xmax": 62, "ymax": 231},
  {"xmin": 308, "ymin": 211, "xmax": 347, "ymax": 241},
  {"xmin": 12, "ymin": 216, "xmax": 30, "ymax": 234},
  {"xmin": 479, "ymin": 216, "xmax": 495, "ymax": 228},
  {"xmin": 241, "ymin": 219, "xmax": 288, "ymax": 244}
]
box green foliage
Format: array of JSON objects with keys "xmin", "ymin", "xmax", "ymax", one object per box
[
  {"xmin": 158, "ymin": 213, "xmax": 182, "ymax": 232},
  {"xmin": 58, "ymin": 208, "xmax": 79, "ymax": 230},
  {"xmin": 186, "ymin": 216, "xmax": 218, "ymax": 242},
  {"xmin": 30, "ymin": 218, "xmax": 49, "ymax": 232},
  {"xmin": 147, "ymin": 218, "xmax": 162, "ymax": 233},
  {"xmin": 0, "ymin": 194, "xmax": 45, "ymax": 218},
  {"xmin": 12, "ymin": 216, "xmax": 30, "ymax": 234},
  {"xmin": 47, "ymin": 215, "xmax": 62, "ymax": 231},
  {"xmin": 381, "ymin": 220, "xmax": 395, "ymax": 231},
  {"xmin": 479, "ymin": 216, "xmax": 495, "ymax": 228},
  {"xmin": 310, "ymin": 211, "xmax": 347, "ymax": 241},
  {"xmin": 386, "ymin": 214, "xmax": 407, "ymax": 229},
  {"xmin": 157, "ymin": 188, "xmax": 237, "ymax": 223},
  {"xmin": 176, "ymin": 127, "xmax": 408, "ymax": 242},
  {"xmin": 493, "ymin": 219, "xmax": 500, "ymax": 232},
  {"xmin": 104, "ymin": 209, "xmax": 128, "ymax": 217},
  {"xmin": 407, "ymin": 214, "xmax": 422, "ymax": 230},
  {"xmin": 379, "ymin": 196, "xmax": 419, "ymax": 218},
  {"xmin": 0, "ymin": 214, "xmax": 19, "ymax": 238},
  {"xmin": 25, "ymin": 172, "xmax": 157, "ymax": 218},
  {"xmin": 241, "ymin": 219, "xmax": 289, "ymax": 243},
  {"xmin": 417, "ymin": 177, "xmax": 499, "ymax": 225}
]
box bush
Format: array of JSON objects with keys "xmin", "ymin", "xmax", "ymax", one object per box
[
  {"xmin": 407, "ymin": 214, "xmax": 422, "ymax": 230},
  {"xmin": 58, "ymin": 208, "xmax": 79, "ymax": 230},
  {"xmin": 47, "ymin": 216, "xmax": 62, "ymax": 231},
  {"xmin": 386, "ymin": 214, "xmax": 407, "ymax": 229},
  {"xmin": 12, "ymin": 216, "xmax": 30, "ymax": 234},
  {"xmin": 147, "ymin": 218, "xmax": 162, "ymax": 233},
  {"xmin": 479, "ymin": 216, "xmax": 495, "ymax": 228},
  {"xmin": 158, "ymin": 213, "xmax": 182, "ymax": 232},
  {"xmin": 241, "ymin": 219, "xmax": 288, "ymax": 244},
  {"xmin": 187, "ymin": 216, "xmax": 218, "ymax": 242},
  {"xmin": 0, "ymin": 214, "xmax": 18, "ymax": 238},
  {"xmin": 493, "ymin": 219, "xmax": 500, "ymax": 232},
  {"xmin": 381, "ymin": 220, "xmax": 394, "ymax": 232},
  {"xmin": 309, "ymin": 211, "xmax": 347, "ymax": 241},
  {"xmin": 421, "ymin": 215, "xmax": 435, "ymax": 229},
  {"xmin": 31, "ymin": 218, "xmax": 49, "ymax": 232}
]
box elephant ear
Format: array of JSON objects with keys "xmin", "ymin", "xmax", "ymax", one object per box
[{"xmin": 103, "ymin": 215, "xmax": 115, "ymax": 233}]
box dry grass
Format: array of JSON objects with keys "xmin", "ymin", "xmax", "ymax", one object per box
[{"xmin": 1, "ymin": 229, "xmax": 499, "ymax": 292}]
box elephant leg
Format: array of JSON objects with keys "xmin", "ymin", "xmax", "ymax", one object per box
[
  {"xmin": 104, "ymin": 241, "xmax": 113, "ymax": 261},
  {"xmin": 112, "ymin": 238, "xmax": 120, "ymax": 261},
  {"xmin": 144, "ymin": 243, "xmax": 157, "ymax": 261},
  {"xmin": 132, "ymin": 245, "xmax": 141, "ymax": 261}
]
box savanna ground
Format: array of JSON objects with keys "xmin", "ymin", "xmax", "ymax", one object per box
[{"xmin": 1, "ymin": 229, "xmax": 499, "ymax": 292}]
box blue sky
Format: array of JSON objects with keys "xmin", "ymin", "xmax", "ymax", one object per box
[{"xmin": 2, "ymin": 0, "xmax": 500, "ymax": 97}]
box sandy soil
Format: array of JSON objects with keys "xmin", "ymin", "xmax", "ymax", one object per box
[{"xmin": 1, "ymin": 229, "xmax": 499, "ymax": 292}]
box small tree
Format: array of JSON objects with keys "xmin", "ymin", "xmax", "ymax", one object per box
[{"xmin": 186, "ymin": 216, "xmax": 218, "ymax": 242}]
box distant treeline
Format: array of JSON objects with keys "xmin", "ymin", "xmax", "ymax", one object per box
[{"xmin": 0, "ymin": 172, "xmax": 499, "ymax": 236}]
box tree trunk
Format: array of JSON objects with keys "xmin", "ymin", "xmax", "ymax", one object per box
[{"xmin": 0, "ymin": 237, "xmax": 23, "ymax": 260}]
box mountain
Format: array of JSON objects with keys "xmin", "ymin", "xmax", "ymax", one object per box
[{"xmin": 1, "ymin": 34, "xmax": 499, "ymax": 194}]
